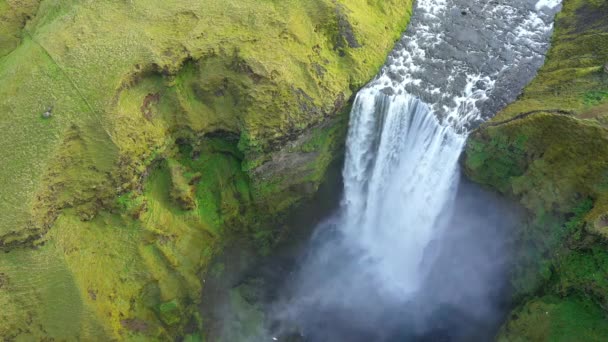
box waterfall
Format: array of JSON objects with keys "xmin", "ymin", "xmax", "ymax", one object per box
[
  {"xmin": 272, "ymin": 0, "xmax": 562, "ymax": 340},
  {"xmin": 342, "ymin": 90, "xmax": 465, "ymax": 296}
]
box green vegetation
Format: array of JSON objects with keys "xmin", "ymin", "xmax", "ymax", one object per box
[
  {"xmin": 0, "ymin": 0, "xmax": 414, "ymax": 339},
  {"xmin": 463, "ymin": 0, "xmax": 608, "ymax": 339},
  {"xmin": 498, "ymin": 295, "xmax": 608, "ymax": 342},
  {"xmin": 495, "ymin": 0, "xmax": 608, "ymax": 121},
  {"xmin": 0, "ymin": 0, "xmax": 40, "ymax": 57}
]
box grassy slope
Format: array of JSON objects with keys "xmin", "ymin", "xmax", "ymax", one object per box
[
  {"xmin": 0, "ymin": 0, "xmax": 413, "ymax": 340},
  {"xmin": 463, "ymin": 0, "xmax": 608, "ymax": 340}
]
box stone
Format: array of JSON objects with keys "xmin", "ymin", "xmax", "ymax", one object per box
[{"xmin": 41, "ymin": 107, "xmax": 53, "ymax": 118}]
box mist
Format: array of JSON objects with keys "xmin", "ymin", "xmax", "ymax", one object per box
[{"xmin": 265, "ymin": 176, "xmax": 521, "ymax": 341}]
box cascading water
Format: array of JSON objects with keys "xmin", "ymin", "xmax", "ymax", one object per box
[
  {"xmin": 271, "ymin": 0, "xmax": 562, "ymax": 340},
  {"xmin": 342, "ymin": 91, "xmax": 465, "ymax": 297}
]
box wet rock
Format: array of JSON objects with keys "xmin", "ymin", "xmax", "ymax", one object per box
[
  {"xmin": 475, "ymin": 80, "xmax": 488, "ymax": 91},
  {"xmin": 381, "ymin": 87, "xmax": 396, "ymax": 96},
  {"xmin": 387, "ymin": 70, "xmax": 404, "ymax": 83}
]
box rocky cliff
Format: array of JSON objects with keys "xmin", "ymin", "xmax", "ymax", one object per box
[
  {"xmin": 0, "ymin": 0, "xmax": 413, "ymax": 339},
  {"xmin": 463, "ymin": 0, "xmax": 608, "ymax": 339}
]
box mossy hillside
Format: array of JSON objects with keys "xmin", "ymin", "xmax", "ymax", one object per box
[
  {"xmin": 0, "ymin": 0, "xmax": 413, "ymax": 248},
  {"xmin": 463, "ymin": 0, "xmax": 608, "ymax": 339},
  {"xmin": 501, "ymin": 225, "xmax": 608, "ymax": 339},
  {"xmin": 466, "ymin": 114, "xmax": 608, "ymax": 235},
  {"xmin": 0, "ymin": 0, "xmax": 414, "ymax": 339},
  {"xmin": 465, "ymin": 117, "xmax": 608, "ymax": 340},
  {"xmin": 498, "ymin": 295, "xmax": 608, "ymax": 342},
  {"xmin": 248, "ymin": 113, "xmax": 349, "ymax": 237},
  {"xmin": 0, "ymin": 141, "xmax": 249, "ymax": 340},
  {"xmin": 0, "ymin": 0, "xmax": 40, "ymax": 57}
]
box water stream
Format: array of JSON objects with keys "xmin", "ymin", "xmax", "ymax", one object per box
[{"xmin": 267, "ymin": 0, "xmax": 562, "ymax": 340}]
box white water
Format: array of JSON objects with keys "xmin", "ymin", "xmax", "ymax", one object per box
[
  {"xmin": 342, "ymin": 91, "xmax": 465, "ymax": 296},
  {"xmin": 536, "ymin": 0, "xmax": 562, "ymax": 10},
  {"xmin": 337, "ymin": 0, "xmax": 561, "ymax": 299},
  {"xmin": 272, "ymin": 0, "xmax": 562, "ymax": 339}
]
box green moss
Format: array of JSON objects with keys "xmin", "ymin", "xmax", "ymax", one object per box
[
  {"xmin": 465, "ymin": 132, "xmax": 528, "ymax": 193},
  {"xmin": 498, "ymin": 295, "xmax": 608, "ymax": 342},
  {"xmin": 465, "ymin": 109, "xmax": 608, "ymax": 341},
  {"xmin": 168, "ymin": 159, "xmax": 196, "ymax": 211},
  {"xmin": 464, "ymin": 0, "xmax": 608, "ymax": 335},
  {"xmin": 0, "ymin": 0, "xmax": 414, "ymax": 338},
  {"xmin": 552, "ymin": 247, "xmax": 608, "ymax": 307},
  {"xmin": 509, "ymin": 198, "xmax": 594, "ymax": 298},
  {"xmin": 0, "ymin": 0, "xmax": 40, "ymax": 57},
  {"xmin": 184, "ymin": 333, "xmax": 204, "ymax": 342},
  {"xmin": 465, "ymin": 113, "xmax": 608, "ymax": 234},
  {"xmin": 159, "ymin": 300, "xmax": 182, "ymax": 326},
  {"xmin": 583, "ymin": 90, "xmax": 608, "ymax": 106},
  {"xmin": 0, "ymin": 0, "xmax": 413, "ymax": 246}
]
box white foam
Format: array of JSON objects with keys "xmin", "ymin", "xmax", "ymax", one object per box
[
  {"xmin": 342, "ymin": 91, "xmax": 465, "ymax": 296},
  {"xmin": 367, "ymin": 0, "xmax": 560, "ymax": 131},
  {"xmin": 536, "ymin": 0, "xmax": 561, "ymax": 10}
]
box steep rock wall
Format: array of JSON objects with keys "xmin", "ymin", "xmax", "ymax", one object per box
[{"xmin": 463, "ymin": 0, "xmax": 608, "ymax": 339}]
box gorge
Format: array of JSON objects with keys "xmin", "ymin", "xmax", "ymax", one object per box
[
  {"xmin": 213, "ymin": 0, "xmax": 563, "ymax": 340},
  {"xmin": 1, "ymin": 0, "xmax": 608, "ymax": 340}
]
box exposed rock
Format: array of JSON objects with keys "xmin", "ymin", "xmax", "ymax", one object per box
[
  {"xmin": 41, "ymin": 107, "xmax": 52, "ymax": 118},
  {"xmin": 381, "ymin": 86, "xmax": 396, "ymax": 96},
  {"xmin": 334, "ymin": 4, "xmax": 361, "ymax": 54},
  {"xmin": 121, "ymin": 318, "xmax": 150, "ymax": 333}
]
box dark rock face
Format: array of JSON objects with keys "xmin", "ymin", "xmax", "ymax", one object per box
[
  {"xmin": 335, "ymin": 5, "xmax": 361, "ymax": 52},
  {"xmin": 573, "ymin": 0, "xmax": 608, "ymax": 34}
]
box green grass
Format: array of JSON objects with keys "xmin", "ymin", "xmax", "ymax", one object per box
[
  {"xmin": 0, "ymin": 0, "xmax": 414, "ymax": 338},
  {"xmin": 0, "ymin": 0, "xmax": 413, "ymax": 245},
  {"xmin": 583, "ymin": 90, "xmax": 608, "ymax": 106},
  {"xmin": 499, "ymin": 295, "xmax": 608, "ymax": 342},
  {"xmin": 0, "ymin": 0, "xmax": 40, "ymax": 57}
]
